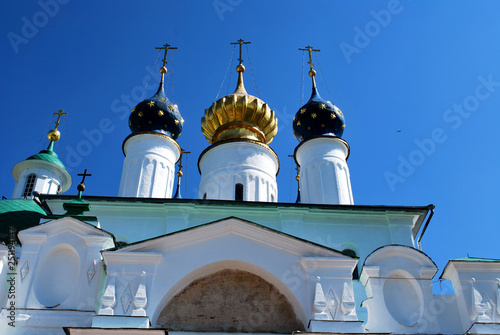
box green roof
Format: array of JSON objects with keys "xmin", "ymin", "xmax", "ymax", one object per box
[
  {"xmin": 0, "ymin": 199, "xmax": 47, "ymax": 242},
  {"xmin": 27, "ymin": 148, "xmax": 65, "ymax": 169}
]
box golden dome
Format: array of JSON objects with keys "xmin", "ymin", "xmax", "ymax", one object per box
[{"xmin": 201, "ymin": 65, "xmax": 278, "ymax": 144}]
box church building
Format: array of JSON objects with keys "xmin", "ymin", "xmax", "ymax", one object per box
[{"xmin": 1, "ymin": 41, "xmax": 499, "ymax": 335}]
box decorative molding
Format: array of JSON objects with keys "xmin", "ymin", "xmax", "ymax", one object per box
[
  {"xmin": 103, "ymin": 252, "xmax": 162, "ymax": 265},
  {"xmin": 326, "ymin": 288, "xmax": 337, "ymax": 320},
  {"xmin": 18, "ymin": 232, "xmax": 47, "ymax": 245},
  {"xmin": 313, "ymin": 277, "xmax": 331, "ymax": 320},
  {"xmin": 121, "ymin": 283, "xmax": 133, "ymax": 314},
  {"xmin": 132, "ymin": 271, "xmax": 148, "ymax": 316},
  {"xmin": 87, "ymin": 260, "xmax": 96, "ymax": 284},
  {"xmin": 99, "ymin": 274, "xmax": 116, "ymax": 315},
  {"xmin": 360, "ymin": 265, "xmax": 380, "ymax": 285},
  {"xmin": 472, "ymin": 278, "xmax": 492, "ymax": 322},
  {"xmin": 20, "ymin": 259, "xmax": 30, "ymax": 282},
  {"xmin": 301, "ymin": 257, "xmax": 356, "ymax": 271},
  {"xmin": 497, "ymin": 278, "xmax": 500, "ymax": 315},
  {"xmin": 116, "ymin": 218, "xmax": 345, "ymax": 259},
  {"xmin": 420, "ymin": 266, "xmax": 438, "ymax": 279},
  {"xmin": 341, "ymin": 282, "xmax": 357, "ymax": 320}
]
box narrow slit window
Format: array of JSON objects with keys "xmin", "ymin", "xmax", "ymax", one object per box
[
  {"xmin": 23, "ymin": 174, "xmax": 37, "ymax": 198},
  {"xmin": 235, "ymin": 183, "xmax": 244, "ymax": 201}
]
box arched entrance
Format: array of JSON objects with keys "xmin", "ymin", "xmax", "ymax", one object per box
[{"xmin": 156, "ymin": 268, "xmax": 305, "ymax": 332}]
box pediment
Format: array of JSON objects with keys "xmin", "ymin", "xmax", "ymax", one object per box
[
  {"xmin": 113, "ymin": 216, "xmax": 348, "ymax": 259},
  {"xmin": 18, "ymin": 216, "xmax": 114, "ymax": 245}
]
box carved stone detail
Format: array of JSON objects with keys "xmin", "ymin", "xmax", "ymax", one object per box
[
  {"xmin": 313, "ymin": 276, "xmax": 331, "ymax": 320},
  {"xmin": 20, "ymin": 259, "xmax": 29, "ymax": 281},
  {"xmin": 341, "ymin": 282, "xmax": 357, "ymax": 320},
  {"xmin": 326, "ymin": 288, "xmax": 337, "ymax": 320},
  {"xmin": 99, "ymin": 273, "xmax": 116, "ymax": 315},
  {"xmin": 497, "ymin": 279, "xmax": 500, "ymax": 315},
  {"xmin": 121, "ymin": 283, "xmax": 133, "ymax": 314},
  {"xmin": 472, "ymin": 278, "xmax": 492, "ymax": 322},
  {"xmin": 87, "ymin": 259, "xmax": 96, "ymax": 283},
  {"xmin": 132, "ymin": 271, "xmax": 148, "ymax": 316}
]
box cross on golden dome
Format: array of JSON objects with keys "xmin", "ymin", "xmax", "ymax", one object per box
[{"xmin": 231, "ymin": 39, "xmax": 251, "ymax": 65}]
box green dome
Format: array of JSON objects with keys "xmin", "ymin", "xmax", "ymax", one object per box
[
  {"xmin": 0, "ymin": 199, "xmax": 47, "ymax": 243},
  {"xmin": 27, "ymin": 143, "xmax": 65, "ymax": 169}
]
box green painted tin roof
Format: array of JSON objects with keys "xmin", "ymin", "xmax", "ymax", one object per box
[
  {"xmin": 0, "ymin": 199, "xmax": 48, "ymax": 242},
  {"xmin": 27, "ymin": 147, "xmax": 65, "ymax": 169}
]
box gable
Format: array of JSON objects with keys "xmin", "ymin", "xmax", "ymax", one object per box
[
  {"xmin": 114, "ymin": 216, "xmax": 349, "ymax": 259},
  {"xmin": 18, "ymin": 216, "xmax": 114, "ymax": 245}
]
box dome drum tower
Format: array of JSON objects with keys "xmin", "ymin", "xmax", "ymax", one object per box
[
  {"xmin": 199, "ymin": 40, "xmax": 279, "ymax": 202},
  {"xmin": 118, "ymin": 132, "xmax": 180, "ymax": 198},
  {"xmin": 294, "ymin": 136, "xmax": 352, "ymax": 205},
  {"xmin": 12, "ymin": 110, "xmax": 72, "ymax": 199},
  {"xmin": 198, "ymin": 139, "xmax": 279, "ymax": 202},
  {"xmin": 119, "ymin": 44, "xmax": 183, "ymax": 199},
  {"xmin": 293, "ymin": 46, "xmax": 353, "ymax": 205}
]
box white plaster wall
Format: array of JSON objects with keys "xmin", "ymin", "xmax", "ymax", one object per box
[
  {"xmin": 295, "ymin": 137, "xmax": 353, "ymax": 205},
  {"xmin": 119, "ymin": 133, "xmax": 180, "ymax": 198},
  {"xmin": 101, "ymin": 219, "xmax": 357, "ymax": 331},
  {"xmin": 198, "ymin": 141, "xmax": 279, "ymax": 202},
  {"xmin": 442, "ymin": 261, "xmax": 500, "ymax": 327},
  {"xmin": 16, "ymin": 218, "xmax": 114, "ymax": 311},
  {"xmin": 361, "ymin": 245, "xmax": 464, "ymax": 334}
]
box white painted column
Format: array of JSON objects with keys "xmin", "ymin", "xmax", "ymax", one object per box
[
  {"xmin": 295, "ymin": 137, "xmax": 353, "ymax": 205},
  {"xmin": 198, "ymin": 141, "xmax": 279, "ymax": 202},
  {"xmin": 119, "ymin": 133, "xmax": 180, "ymax": 198}
]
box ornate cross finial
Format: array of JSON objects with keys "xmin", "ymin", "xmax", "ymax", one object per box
[
  {"xmin": 295, "ymin": 163, "xmax": 300, "ymax": 181},
  {"xmin": 174, "ymin": 149, "xmax": 191, "ymax": 199},
  {"xmin": 231, "ymin": 39, "xmax": 251, "ymax": 65},
  {"xmin": 178, "ymin": 149, "xmax": 191, "ymax": 172},
  {"xmin": 288, "ymin": 155, "xmax": 300, "ymax": 181},
  {"xmin": 78, "ymin": 169, "xmax": 92, "ymax": 185},
  {"xmin": 53, "ymin": 109, "xmax": 67, "ymax": 130},
  {"xmin": 76, "ymin": 169, "xmax": 92, "ymax": 199},
  {"xmin": 289, "ymin": 155, "xmax": 301, "ymax": 203},
  {"xmin": 155, "ymin": 43, "xmax": 178, "ymax": 68},
  {"xmin": 299, "ymin": 45, "xmax": 321, "ymax": 72}
]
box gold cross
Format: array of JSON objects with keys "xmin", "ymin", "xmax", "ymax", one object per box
[
  {"xmin": 231, "ymin": 39, "xmax": 251, "ymax": 65},
  {"xmin": 155, "ymin": 43, "xmax": 178, "ymax": 68},
  {"xmin": 299, "ymin": 45, "xmax": 321, "ymax": 71},
  {"xmin": 53, "ymin": 109, "xmax": 67, "ymax": 130}
]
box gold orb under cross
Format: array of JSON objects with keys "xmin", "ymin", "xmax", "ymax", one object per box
[{"xmin": 48, "ymin": 129, "xmax": 61, "ymax": 142}]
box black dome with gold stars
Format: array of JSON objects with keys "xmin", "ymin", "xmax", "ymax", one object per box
[
  {"xmin": 128, "ymin": 82, "xmax": 183, "ymax": 140},
  {"xmin": 293, "ymin": 86, "xmax": 345, "ymax": 142}
]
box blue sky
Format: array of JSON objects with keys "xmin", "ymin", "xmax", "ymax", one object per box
[{"xmin": 1, "ymin": 0, "xmax": 499, "ymax": 277}]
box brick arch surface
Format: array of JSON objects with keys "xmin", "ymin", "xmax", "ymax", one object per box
[{"xmin": 156, "ymin": 268, "xmax": 305, "ymax": 332}]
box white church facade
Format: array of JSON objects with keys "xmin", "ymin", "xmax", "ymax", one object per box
[{"xmin": 1, "ymin": 42, "xmax": 499, "ymax": 335}]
